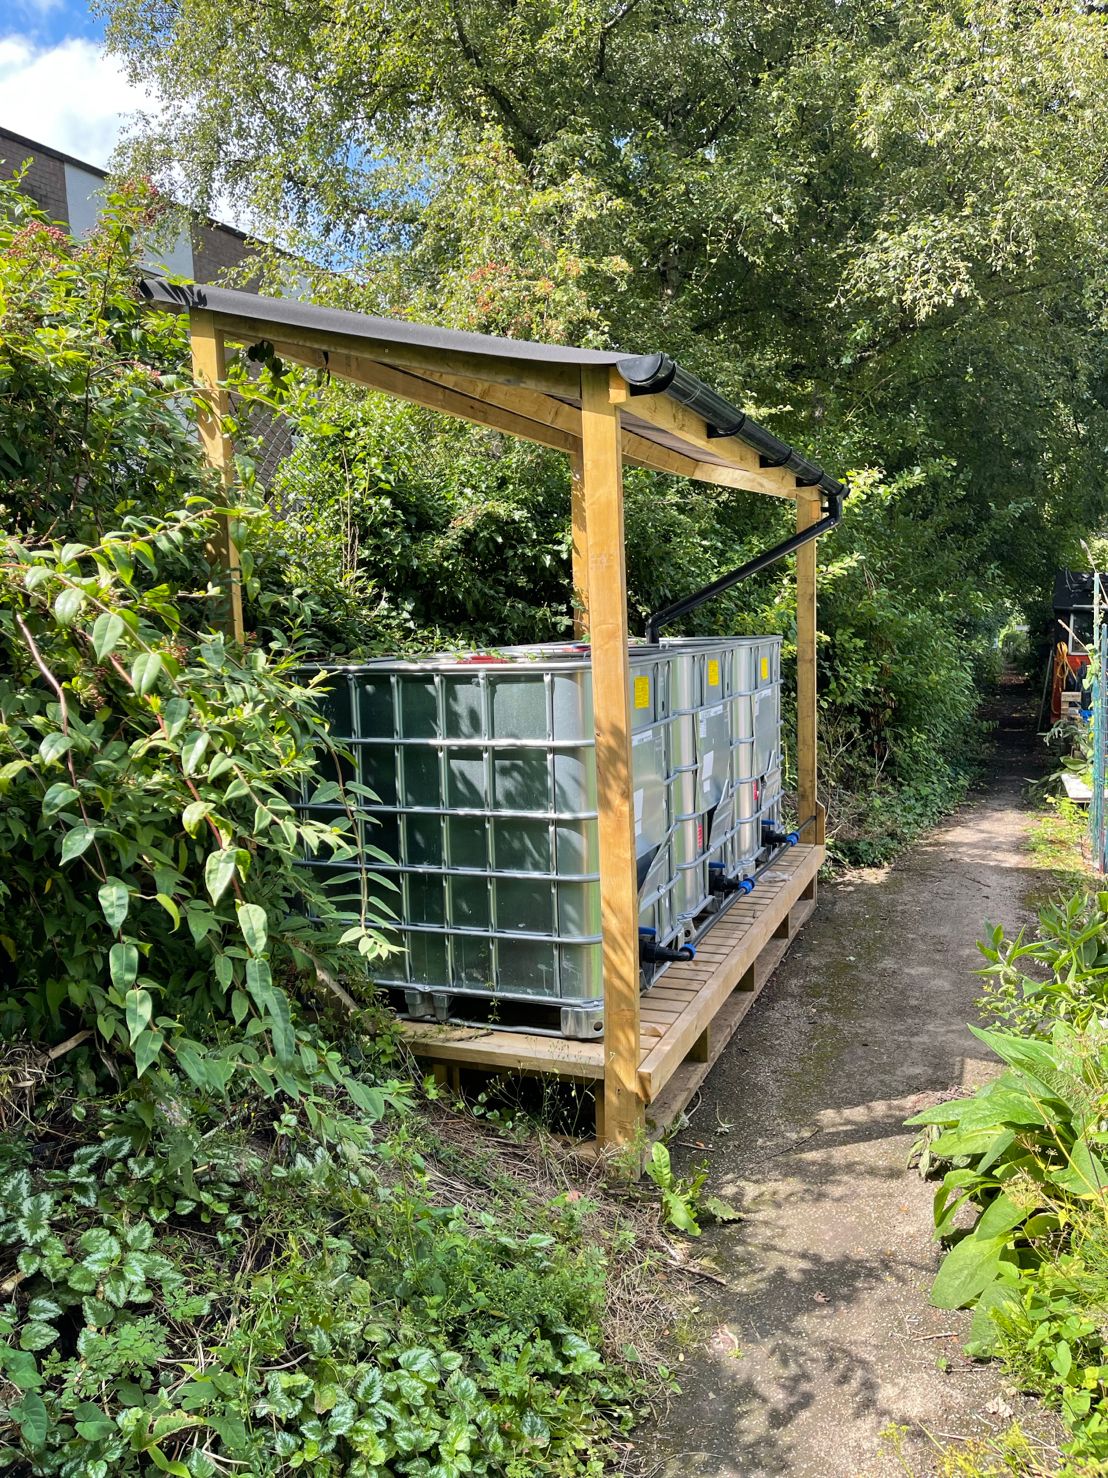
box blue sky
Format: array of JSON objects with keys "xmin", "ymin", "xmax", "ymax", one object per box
[{"xmin": 1, "ymin": 0, "xmax": 150, "ymax": 167}]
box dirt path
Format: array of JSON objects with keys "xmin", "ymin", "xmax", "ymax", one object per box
[{"xmin": 638, "ymin": 679, "xmax": 1057, "ymax": 1477}]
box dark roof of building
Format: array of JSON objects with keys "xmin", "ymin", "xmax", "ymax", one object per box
[
  {"xmin": 138, "ymin": 277, "xmax": 846, "ymax": 500},
  {"xmin": 1054, "ymin": 569, "xmax": 1108, "ymax": 613}
]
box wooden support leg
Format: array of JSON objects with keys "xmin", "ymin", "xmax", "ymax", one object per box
[
  {"xmin": 736, "ymin": 965, "xmax": 756, "ymax": 993},
  {"xmin": 189, "ymin": 309, "xmax": 245, "ymax": 643},
  {"xmin": 688, "ymin": 1028, "xmax": 710, "ymax": 1064},
  {"xmin": 796, "ymin": 494, "xmax": 820, "ymax": 841},
  {"xmin": 570, "ymin": 447, "xmax": 590, "ymax": 638},
  {"xmin": 801, "ymin": 876, "xmax": 818, "ymax": 903},
  {"xmin": 774, "ymin": 909, "xmax": 792, "ymax": 940},
  {"xmin": 594, "ymin": 1085, "xmax": 606, "ymax": 1144},
  {"xmin": 581, "ymin": 368, "xmax": 644, "ymax": 1152}
]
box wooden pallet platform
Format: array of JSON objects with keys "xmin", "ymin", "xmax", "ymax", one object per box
[{"xmin": 399, "ymin": 842, "xmax": 823, "ymax": 1138}]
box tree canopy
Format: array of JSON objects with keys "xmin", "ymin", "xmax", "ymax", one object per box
[{"xmin": 97, "ymin": 0, "xmax": 1108, "ymax": 853}]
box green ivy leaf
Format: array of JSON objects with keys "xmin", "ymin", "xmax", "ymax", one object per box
[
  {"xmin": 18, "ymin": 1321, "xmax": 57, "ymax": 1352},
  {"xmin": 98, "ymin": 877, "xmax": 130, "ymax": 931},
  {"xmin": 182, "ymin": 800, "xmax": 210, "ymax": 836},
  {"xmin": 54, "ymin": 586, "xmax": 85, "ymax": 625},
  {"xmin": 13, "ymin": 1390, "xmax": 48, "ymax": 1448},
  {"xmin": 38, "ymin": 733, "xmax": 73, "ymax": 766},
  {"xmin": 42, "ymin": 782, "xmax": 79, "ymax": 815},
  {"xmin": 181, "ymin": 731, "xmax": 210, "ymax": 776},
  {"xmin": 162, "ymin": 696, "xmax": 190, "ymax": 738},
  {"xmin": 78, "ymin": 1227, "xmax": 121, "ymax": 1273}
]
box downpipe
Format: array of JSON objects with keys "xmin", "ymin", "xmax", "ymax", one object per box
[{"xmin": 644, "ymin": 489, "xmax": 844, "ymax": 643}]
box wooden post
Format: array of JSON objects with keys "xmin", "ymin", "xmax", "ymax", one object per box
[
  {"xmin": 580, "ymin": 368, "xmax": 643, "ymax": 1150},
  {"xmin": 570, "ymin": 446, "xmax": 590, "ymax": 637},
  {"xmin": 189, "ymin": 310, "xmax": 245, "ymax": 643},
  {"xmin": 796, "ymin": 494, "xmax": 824, "ymax": 844}
]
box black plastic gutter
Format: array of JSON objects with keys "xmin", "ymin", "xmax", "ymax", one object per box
[
  {"xmin": 644, "ymin": 486, "xmax": 844, "ymax": 643},
  {"xmin": 617, "ymin": 353, "xmax": 846, "ymax": 504}
]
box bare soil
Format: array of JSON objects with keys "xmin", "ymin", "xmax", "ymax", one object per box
[{"xmin": 634, "ymin": 677, "xmax": 1065, "ymax": 1477}]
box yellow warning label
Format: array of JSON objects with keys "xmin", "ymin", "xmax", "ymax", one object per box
[
  {"xmin": 707, "ymin": 659, "xmax": 720, "ymax": 687},
  {"xmin": 633, "ymin": 676, "xmax": 650, "ymax": 710},
  {"xmin": 760, "ymin": 657, "xmax": 770, "ymax": 681}
]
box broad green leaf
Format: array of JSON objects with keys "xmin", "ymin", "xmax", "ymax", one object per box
[
  {"xmin": 131, "ymin": 650, "xmax": 163, "ymax": 696},
  {"xmin": 155, "ymin": 893, "xmax": 181, "ymax": 930},
  {"xmin": 931, "ymin": 1231, "xmax": 1010, "ymax": 1310},
  {"xmin": 125, "ymin": 987, "xmax": 153, "ymax": 1045},
  {"xmin": 162, "ymin": 696, "xmax": 190, "ymax": 737},
  {"xmin": 98, "ymin": 877, "xmax": 130, "ymax": 931},
  {"xmin": 18, "ymin": 1320, "xmax": 56, "ymax": 1352},
  {"xmin": 42, "ymin": 782, "xmax": 79, "ymax": 815},
  {"xmin": 38, "ymin": 733, "xmax": 73, "ymax": 766},
  {"xmin": 182, "ymin": 800, "xmax": 211, "ymax": 835},
  {"xmin": 133, "ymin": 1028, "xmax": 164, "ymax": 1078},
  {"xmin": 60, "ymin": 825, "xmax": 97, "ymax": 864},
  {"xmin": 54, "ymin": 586, "xmax": 85, "ymax": 625},
  {"xmin": 91, "ymin": 611, "xmax": 125, "ymax": 660},
  {"xmin": 204, "ymin": 847, "xmax": 237, "ymax": 903},
  {"xmin": 14, "ymin": 1391, "xmax": 48, "ymax": 1448},
  {"xmin": 236, "ymin": 902, "xmax": 268, "ymax": 955},
  {"xmin": 181, "ymin": 730, "xmax": 209, "ymax": 776},
  {"xmin": 109, "ymin": 942, "xmax": 139, "ymax": 991}
]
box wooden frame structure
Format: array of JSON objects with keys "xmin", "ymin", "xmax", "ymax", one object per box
[{"xmin": 143, "ymin": 279, "xmax": 838, "ymax": 1151}]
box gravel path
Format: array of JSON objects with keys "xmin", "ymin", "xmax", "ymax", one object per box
[{"xmin": 636, "ymin": 680, "xmax": 1061, "ymax": 1476}]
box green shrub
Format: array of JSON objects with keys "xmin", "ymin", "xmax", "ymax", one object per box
[
  {"xmin": 0, "ymin": 1076, "xmax": 639, "ymax": 1476},
  {"xmin": 978, "ymin": 892, "xmax": 1108, "ymax": 1035},
  {"xmin": 911, "ymin": 892, "xmax": 1108, "ymax": 1464},
  {"xmin": 0, "ymin": 508, "xmax": 394, "ymax": 1109}
]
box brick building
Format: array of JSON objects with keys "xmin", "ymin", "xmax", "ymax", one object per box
[{"xmin": 0, "ymin": 126, "xmax": 262, "ymax": 286}]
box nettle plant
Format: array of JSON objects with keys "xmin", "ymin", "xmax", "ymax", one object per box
[{"xmin": 0, "ymin": 502, "xmax": 393, "ymax": 1110}]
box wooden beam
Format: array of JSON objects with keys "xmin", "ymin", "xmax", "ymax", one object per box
[
  {"xmin": 689, "ymin": 461, "xmax": 807, "ymax": 500},
  {"xmin": 421, "ymin": 368, "xmax": 712, "ymax": 483},
  {"xmin": 796, "ymin": 493, "xmax": 823, "ymax": 843},
  {"xmin": 570, "ymin": 447, "xmax": 589, "ymax": 637},
  {"xmin": 610, "ymin": 369, "xmax": 802, "ymax": 498},
  {"xmin": 580, "ymin": 367, "xmax": 643, "ymax": 1151},
  {"xmin": 189, "ymin": 310, "xmax": 244, "ymax": 643},
  {"xmin": 212, "ymin": 311, "xmax": 582, "ymax": 401},
  {"xmin": 271, "ymin": 343, "xmax": 576, "ymax": 455}
]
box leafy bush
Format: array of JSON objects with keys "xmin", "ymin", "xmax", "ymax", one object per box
[
  {"xmin": 0, "ymin": 508, "xmax": 393, "ymax": 1107},
  {"xmin": 0, "ymin": 173, "xmax": 204, "ymax": 543},
  {"xmin": 0, "ymin": 1075, "xmax": 641, "ymax": 1476},
  {"xmin": 911, "ymin": 893, "xmax": 1108, "ymax": 1463},
  {"xmin": 978, "ymin": 892, "xmax": 1108, "ymax": 1035}
]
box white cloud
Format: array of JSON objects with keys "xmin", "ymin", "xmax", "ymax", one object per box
[{"xmin": 0, "ymin": 34, "xmax": 152, "ymax": 169}]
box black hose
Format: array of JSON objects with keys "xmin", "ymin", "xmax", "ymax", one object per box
[{"xmin": 645, "ymin": 492, "xmax": 843, "ymax": 643}]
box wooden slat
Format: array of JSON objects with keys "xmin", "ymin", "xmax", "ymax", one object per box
[
  {"xmin": 645, "ymin": 893, "xmax": 818, "ymax": 1137},
  {"xmin": 189, "ymin": 311, "xmax": 244, "ymax": 642},
  {"xmin": 637, "ymin": 845, "xmax": 822, "ymax": 1099},
  {"xmin": 580, "ymin": 368, "xmax": 643, "ymax": 1148}
]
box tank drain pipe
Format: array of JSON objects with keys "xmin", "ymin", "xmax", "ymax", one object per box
[
  {"xmin": 644, "ymin": 488, "xmax": 844, "ymax": 643},
  {"xmin": 638, "ymin": 928, "xmax": 696, "ymax": 964}
]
